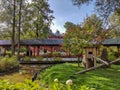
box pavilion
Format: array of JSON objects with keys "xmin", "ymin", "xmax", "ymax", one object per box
[
  {"xmin": 102, "ymin": 38, "xmax": 120, "ymax": 56},
  {"xmin": 0, "ymin": 39, "xmax": 64, "ymax": 56}
]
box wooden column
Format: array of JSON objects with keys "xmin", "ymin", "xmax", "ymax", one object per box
[
  {"xmin": 26, "ymin": 45, "xmax": 29, "ymax": 56},
  {"xmin": 1, "ymin": 46, "xmax": 6, "ymax": 56},
  {"xmin": 51, "ymin": 46, "xmax": 53, "ymax": 56},
  {"xmin": 34, "ymin": 46, "xmax": 35, "ymax": 57},
  {"xmin": 36, "ymin": 46, "xmax": 39, "ymax": 56},
  {"xmin": 66, "ymin": 48, "xmax": 70, "ymax": 57}
]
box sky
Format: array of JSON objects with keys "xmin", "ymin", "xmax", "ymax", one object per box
[{"xmin": 48, "ymin": 0, "xmax": 95, "ymax": 33}]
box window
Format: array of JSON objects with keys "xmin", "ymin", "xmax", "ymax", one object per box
[{"xmin": 88, "ymin": 51, "xmax": 93, "ymax": 54}]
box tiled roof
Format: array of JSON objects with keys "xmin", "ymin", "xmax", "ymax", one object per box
[
  {"xmin": 0, "ymin": 39, "xmax": 63, "ymax": 46},
  {"xmin": 0, "ymin": 40, "xmax": 11, "ymax": 46},
  {"xmin": 103, "ymin": 38, "xmax": 120, "ymax": 46}
]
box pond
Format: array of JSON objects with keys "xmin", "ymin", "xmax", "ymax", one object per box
[{"xmin": 0, "ymin": 64, "xmax": 50, "ymax": 83}]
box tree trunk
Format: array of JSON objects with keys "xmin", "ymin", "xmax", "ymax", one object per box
[
  {"xmin": 101, "ymin": 48, "xmax": 110, "ymax": 68},
  {"xmin": 36, "ymin": 24, "xmax": 39, "ymax": 38},
  {"xmin": 17, "ymin": 0, "xmax": 22, "ymax": 60},
  {"xmin": 78, "ymin": 57, "xmax": 80, "ymax": 67},
  {"xmin": 11, "ymin": 0, "xmax": 16, "ymax": 56},
  {"xmin": 86, "ymin": 58, "xmax": 94, "ymax": 68}
]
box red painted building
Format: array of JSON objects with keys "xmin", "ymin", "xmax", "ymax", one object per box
[{"xmin": 0, "ymin": 31, "xmax": 66, "ymax": 57}]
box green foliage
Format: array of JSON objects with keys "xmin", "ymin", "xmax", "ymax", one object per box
[
  {"xmin": 20, "ymin": 47, "xmax": 27, "ymax": 52},
  {"xmin": 54, "ymin": 57, "xmax": 62, "ymax": 61},
  {"xmin": 72, "ymin": 0, "xmax": 120, "ymax": 22},
  {"xmin": 0, "ymin": 56, "xmax": 19, "ymax": 71},
  {"xmin": 0, "ymin": 79, "xmax": 94, "ymax": 90},
  {"xmin": 1, "ymin": 63, "xmax": 120, "ymax": 89},
  {"xmin": 83, "ymin": 14, "xmax": 102, "ymax": 33},
  {"xmin": 109, "ymin": 13, "xmax": 120, "ymax": 38},
  {"xmin": 0, "ymin": 0, "xmax": 54, "ymax": 39},
  {"xmin": 36, "ymin": 56, "xmax": 43, "ymax": 61},
  {"xmin": 64, "ymin": 26, "xmax": 89, "ymax": 56},
  {"xmin": 64, "ymin": 21, "xmax": 75, "ymax": 30},
  {"xmin": 39, "ymin": 63, "xmax": 120, "ymax": 90},
  {"xmin": 21, "ymin": 0, "xmax": 54, "ymax": 39},
  {"xmin": 0, "ymin": 79, "xmax": 41, "ymax": 90},
  {"xmin": 53, "ymin": 52, "xmax": 61, "ymax": 57},
  {"xmin": 107, "ymin": 47, "xmax": 118, "ymax": 61},
  {"xmin": 108, "ymin": 53, "xmax": 116, "ymax": 61},
  {"xmin": 24, "ymin": 56, "xmax": 31, "ymax": 61}
]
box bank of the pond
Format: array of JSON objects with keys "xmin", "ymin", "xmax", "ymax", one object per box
[
  {"xmin": 38, "ymin": 63, "xmax": 120, "ymax": 90},
  {"xmin": 0, "ymin": 66, "xmax": 19, "ymax": 76},
  {"xmin": 0, "ymin": 64, "xmax": 49, "ymax": 83},
  {"xmin": 0, "ymin": 73, "xmax": 32, "ymax": 83}
]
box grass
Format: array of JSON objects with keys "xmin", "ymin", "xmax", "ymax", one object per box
[{"xmin": 38, "ymin": 63, "xmax": 120, "ymax": 90}]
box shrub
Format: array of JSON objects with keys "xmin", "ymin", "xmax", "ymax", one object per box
[
  {"xmin": 53, "ymin": 52, "xmax": 61, "ymax": 57},
  {"xmin": 0, "ymin": 56, "xmax": 19, "ymax": 72},
  {"xmin": 36, "ymin": 56, "xmax": 43, "ymax": 61},
  {"xmin": 9, "ymin": 56, "xmax": 19, "ymax": 68},
  {"xmin": 108, "ymin": 51, "xmax": 118, "ymax": 61},
  {"xmin": 0, "ymin": 79, "xmax": 95, "ymax": 90},
  {"xmin": 54, "ymin": 57, "xmax": 62, "ymax": 61},
  {"xmin": 20, "ymin": 47, "xmax": 27, "ymax": 52},
  {"xmin": 24, "ymin": 56, "xmax": 31, "ymax": 61},
  {"xmin": 0, "ymin": 79, "xmax": 41, "ymax": 90}
]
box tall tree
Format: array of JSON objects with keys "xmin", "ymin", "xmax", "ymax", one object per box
[
  {"xmin": 0, "ymin": 0, "xmax": 54, "ymax": 55},
  {"xmin": 64, "ymin": 21, "xmax": 75, "ymax": 31},
  {"xmin": 0, "ymin": 0, "xmax": 54, "ymax": 40},
  {"xmin": 0, "ymin": 0, "xmax": 23, "ymax": 55},
  {"xmin": 11, "ymin": 0, "xmax": 16, "ymax": 55},
  {"xmin": 64, "ymin": 25, "xmax": 89, "ymax": 67},
  {"xmin": 0, "ymin": 0, "xmax": 14, "ymax": 40},
  {"xmin": 72, "ymin": 0, "xmax": 120, "ymax": 22},
  {"xmin": 17, "ymin": 0, "xmax": 22, "ymax": 60},
  {"xmin": 109, "ymin": 13, "xmax": 120, "ymax": 38},
  {"xmin": 82, "ymin": 14, "xmax": 108, "ymax": 44},
  {"xmin": 21, "ymin": 0, "xmax": 54, "ymax": 39}
]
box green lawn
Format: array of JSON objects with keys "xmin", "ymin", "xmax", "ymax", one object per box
[{"xmin": 38, "ymin": 63, "xmax": 120, "ymax": 90}]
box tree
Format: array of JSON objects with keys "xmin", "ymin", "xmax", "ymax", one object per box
[
  {"xmin": 21, "ymin": 0, "xmax": 54, "ymax": 39},
  {"xmin": 72, "ymin": 0, "xmax": 120, "ymax": 22},
  {"xmin": 0, "ymin": 0, "xmax": 54, "ymax": 55},
  {"xmin": 109, "ymin": 13, "xmax": 120, "ymax": 38},
  {"xmin": 64, "ymin": 22, "xmax": 75, "ymax": 31},
  {"xmin": 11, "ymin": 0, "xmax": 16, "ymax": 55},
  {"xmin": 17, "ymin": 0, "xmax": 22, "ymax": 60},
  {"xmin": 82, "ymin": 14, "xmax": 109, "ymax": 44},
  {"xmin": 0, "ymin": 0, "xmax": 24, "ymax": 55},
  {"xmin": 64, "ymin": 14, "xmax": 109, "ymax": 67},
  {"xmin": 64, "ymin": 25, "xmax": 90, "ymax": 67}
]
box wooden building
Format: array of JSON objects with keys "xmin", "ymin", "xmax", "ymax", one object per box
[
  {"xmin": 0, "ymin": 39, "xmax": 64, "ymax": 57},
  {"xmin": 103, "ymin": 38, "xmax": 120, "ymax": 56},
  {"xmin": 84, "ymin": 46, "xmax": 100, "ymax": 68}
]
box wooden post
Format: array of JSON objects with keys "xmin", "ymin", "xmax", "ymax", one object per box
[
  {"xmin": 26, "ymin": 45, "xmax": 29, "ymax": 56},
  {"xmin": 66, "ymin": 48, "xmax": 69, "ymax": 56},
  {"xmin": 34, "ymin": 46, "xmax": 35, "ymax": 57},
  {"xmin": 51, "ymin": 46, "xmax": 53, "ymax": 56},
  {"xmin": 36, "ymin": 46, "xmax": 39, "ymax": 56}
]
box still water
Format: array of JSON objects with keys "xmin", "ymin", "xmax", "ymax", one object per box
[{"xmin": 0, "ymin": 64, "xmax": 49, "ymax": 83}]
